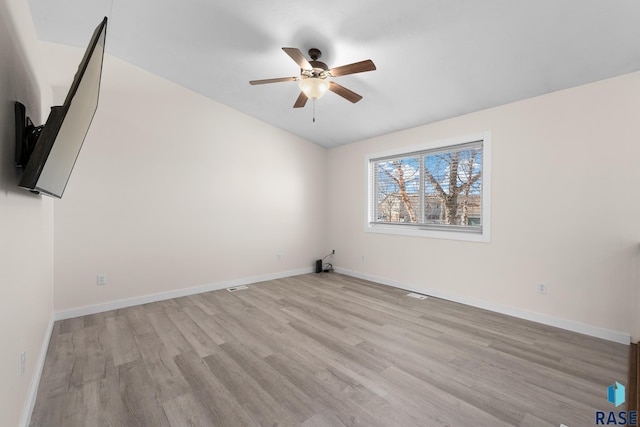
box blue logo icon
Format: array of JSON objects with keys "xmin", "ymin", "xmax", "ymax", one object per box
[{"xmin": 608, "ymin": 382, "xmax": 625, "ymax": 407}]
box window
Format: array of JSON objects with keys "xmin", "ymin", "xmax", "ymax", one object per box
[{"xmin": 365, "ymin": 133, "xmax": 491, "ymax": 242}]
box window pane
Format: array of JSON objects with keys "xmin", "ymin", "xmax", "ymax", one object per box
[
  {"xmin": 424, "ymin": 147, "xmax": 482, "ymax": 226},
  {"xmin": 367, "ymin": 134, "xmax": 489, "ymax": 241},
  {"xmin": 375, "ymin": 157, "xmax": 420, "ymax": 223}
]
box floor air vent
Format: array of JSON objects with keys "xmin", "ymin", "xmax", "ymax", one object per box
[
  {"xmin": 407, "ymin": 292, "xmax": 428, "ymax": 300},
  {"xmin": 227, "ymin": 285, "xmax": 248, "ymax": 292}
]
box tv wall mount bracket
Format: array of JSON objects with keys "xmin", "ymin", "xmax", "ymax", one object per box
[{"xmin": 14, "ymin": 101, "xmax": 44, "ymax": 169}]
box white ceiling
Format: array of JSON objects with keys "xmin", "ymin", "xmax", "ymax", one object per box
[{"xmin": 27, "ymin": 0, "xmax": 640, "ymax": 148}]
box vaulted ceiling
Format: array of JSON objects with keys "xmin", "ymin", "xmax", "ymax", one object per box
[{"xmin": 27, "ymin": 0, "xmax": 640, "ymax": 147}]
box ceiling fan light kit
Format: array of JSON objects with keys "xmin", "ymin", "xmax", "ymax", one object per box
[
  {"xmin": 299, "ymin": 77, "xmax": 330, "ymax": 100},
  {"xmin": 250, "ymin": 47, "xmax": 376, "ymax": 109}
]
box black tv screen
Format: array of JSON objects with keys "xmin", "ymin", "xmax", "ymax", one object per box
[{"xmin": 18, "ymin": 17, "xmax": 107, "ymax": 198}]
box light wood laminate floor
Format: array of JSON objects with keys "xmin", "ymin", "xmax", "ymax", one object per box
[{"xmin": 30, "ymin": 273, "xmax": 628, "ymax": 426}]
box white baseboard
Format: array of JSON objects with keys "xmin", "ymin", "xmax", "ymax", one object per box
[
  {"xmin": 335, "ymin": 267, "xmax": 631, "ymax": 345},
  {"xmin": 54, "ymin": 267, "xmax": 313, "ymax": 321},
  {"xmin": 20, "ymin": 317, "xmax": 55, "ymax": 427}
]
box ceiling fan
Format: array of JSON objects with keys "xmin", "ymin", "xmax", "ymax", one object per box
[{"xmin": 249, "ymin": 47, "xmax": 376, "ymax": 108}]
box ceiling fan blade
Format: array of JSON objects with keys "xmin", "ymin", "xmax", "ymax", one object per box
[
  {"xmin": 330, "ymin": 59, "xmax": 376, "ymax": 77},
  {"xmin": 329, "ymin": 81, "xmax": 363, "ymax": 103},
  {"xmin": 282, "ymin": 47, "xmax": 312, "ymax": 70},
  {"xmin": 293, "ymin": 92, "xmax": 308, "ymax": 108},
  {"xmin": 249, "ymin": 77, "xmax": 298, "ymax": 85}
]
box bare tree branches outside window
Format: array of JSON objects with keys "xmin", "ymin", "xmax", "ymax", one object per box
[{"xmin": 372, "ymin": 142, "xmax": 483, "ymax": 230}]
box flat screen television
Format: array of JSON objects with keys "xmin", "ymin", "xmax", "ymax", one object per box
[{"xmin": 15, "ymin": 17, "xmax": 107, "ymax": 198}]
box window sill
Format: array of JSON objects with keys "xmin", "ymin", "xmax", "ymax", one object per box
[{"xmin": 365, "ymin": 222, "xmax": 490, "ymax": 242}]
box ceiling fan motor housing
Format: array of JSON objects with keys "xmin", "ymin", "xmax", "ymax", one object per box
[
  {"xmin": 307, "ymin": 62, "xmax": 329, "ymax": 78},
  {"xmin": 307, "ymin": 49, "xmax": 329, "ymax": 78}
]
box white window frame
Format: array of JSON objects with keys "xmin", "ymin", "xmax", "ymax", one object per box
[{"xmin": 364, "ymin": 132, "xmax": 491, "ymax": 242}]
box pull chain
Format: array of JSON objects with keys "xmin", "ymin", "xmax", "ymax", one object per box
[{"xmin": 312, "ymin": 99, "xmax": 316, "ymax": 123}]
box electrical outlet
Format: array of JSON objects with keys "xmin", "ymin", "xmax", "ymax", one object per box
[
  {"xmin": 361, "ymin": 255, "xmax": 365, "ymax": 262},
  {"xmin": 537, "ymin": 283, "xmax": 547, "ymax": 295},
  {"xmin": 331, "ymin": 249, "xmax": 335, "ymax": 255},
  {"xmin": 20, "ymin": 352, "xmax": 26, "ymax": 376},
  {"xmin": 97, "ymin": 274, "xmax": 107, "ymax": 286}
]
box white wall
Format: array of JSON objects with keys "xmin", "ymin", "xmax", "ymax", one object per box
[
  {"xmin": 0, "ymin": 2, "xmax": 55, "ymax": 426},
  {"xmin": 45, "ymin": 44, "xmax": 328, "ymax": 313},
  {"xmin": 327, "ymin": 71, "xmax": 640, "ymax": 342}
]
